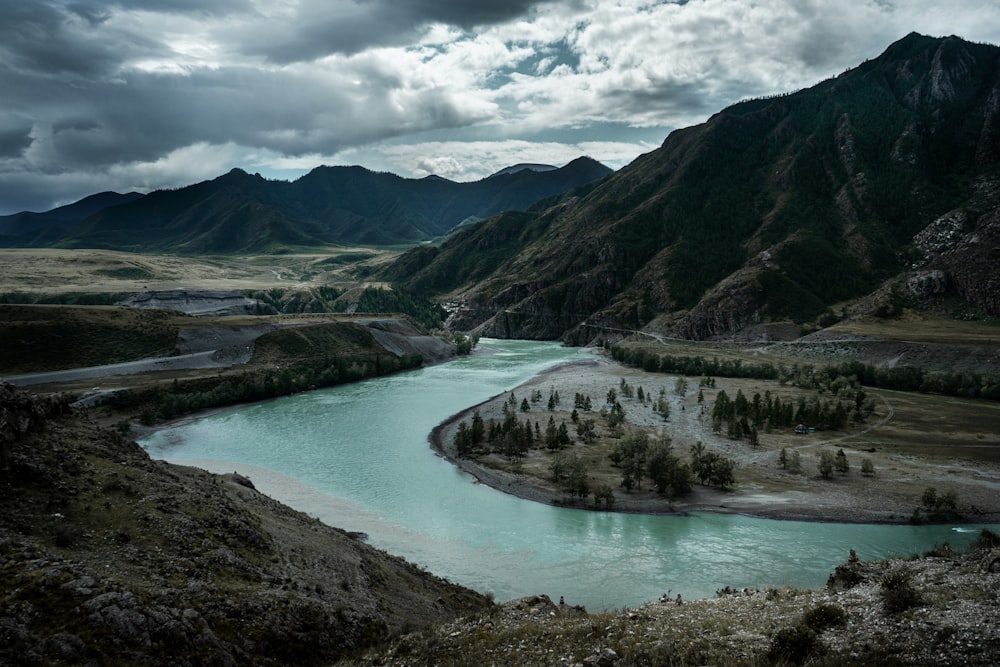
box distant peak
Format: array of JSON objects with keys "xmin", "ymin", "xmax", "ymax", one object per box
[{"xmin": 488, "ymin": 163, "xmax": 558, "ymax": 178}]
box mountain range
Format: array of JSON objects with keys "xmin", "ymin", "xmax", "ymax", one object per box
[
  {"xmin": 381, "ymin": 33, "xmax": 1000, "ymax": 341},
  {"xmin": 0, "ymin": 158, "xmax": 611, "ymax": 252}
]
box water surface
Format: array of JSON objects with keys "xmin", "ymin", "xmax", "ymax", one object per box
[{"xmin": 142, "ymin": 339, "xmax": 993, "ymax": 609}]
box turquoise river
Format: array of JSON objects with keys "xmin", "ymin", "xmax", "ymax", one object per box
[{"xmin": 140, "ymin": 339, "xmax": 995, "ymax": 610}]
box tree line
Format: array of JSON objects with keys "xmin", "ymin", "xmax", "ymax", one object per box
[
  {"xmin": 113, "ymin": 351, "xmax": 423, "ymax": 424},
  {"xmin": 611, "ymin": 345, "xmax": 1000, "ymax": 401}
]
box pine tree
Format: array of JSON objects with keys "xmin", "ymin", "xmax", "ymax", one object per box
[{"xmin": 835, "ymin": 448, "xmax": 849, "ymax": 474}]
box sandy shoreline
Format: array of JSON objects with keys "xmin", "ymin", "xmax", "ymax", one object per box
[{"xmin": 428, "ymin": 353, "xmax": 1000, "ymax": 526}]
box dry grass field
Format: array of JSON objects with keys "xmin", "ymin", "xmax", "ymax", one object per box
[{"xmin": 0, "ymin": 247, "xmax": 398, "ymax": 295}]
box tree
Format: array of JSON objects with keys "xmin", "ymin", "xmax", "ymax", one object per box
[
  {"xmin": 549, "ymin": 453, "xmax": 566, "ymax": 482},
  {"xmin": 655, "ymin": 396, "xmax": 670, "ymax": 421},
  {"xmin": 861, "ymin": 457, "xmax": 875, "ymax": 476},
  {"xmin": 690, "ymin": 443, "xmax": 736, "ymax": 490},
  {"xmin": 454, "ymin": 421, "xmax": 473, "ymax": 456},
  {"xmin": 618, "ymin": 430, "xmax": 650, "ymax": 490},
  {"xmin": 520, "ymin": 397, "xmax": 530, "ymax": 412},
  {"xmin": 779, "ymin": 447, "xmax": 788, "ymax": 469},
  {"xmin": 471, "ymin": 410, "xmax": 485, "ymax": 445},
  {"xmin": 557, "ymin": 422, "xmax": 571, "ymax": 447},
  {"xmin": 690, "ymin": 442, "xmax": 708, "ymax": 484},
  {"xmin": 565, "ymin": 454, "xmax": 589, "ymax": 500},
  {"xmin": 593, "ymin": 484, "xmax": 615, "ymax": 509},
  {"xmin": 603, "ymin": 400, "xmax": 626, "ymax": 428},
  {"xmin": 647, "ymin": 440, "xmax": 692, "ymax": 499},
  {"xmin": 915, "ymin": 486, "xmax": 960, "ymax": 522},
  {"xmin": 789, "ymin": 450, "xmax": 802, "ymax": 473},
  {"xmin": 576, "ymin": 418, "xmax": 597, "ymax": 444},
  {"xmin": 818, "ymin": 451, "xmax": 835, "ymax": 479},
  {"xmin": 545, "ymin": 416, "xmax": 560, "ymax": 451},
  {"xmin": 708, "ymin": 456, "xmax": 736, "ymax": 490},
  {"xmin": 835, "ymin": 448, "xmax": 849, "ymax": 474}
]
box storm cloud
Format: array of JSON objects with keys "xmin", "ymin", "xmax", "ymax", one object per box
[{"xmin": 1, "ymin": 0, "xmax": 998, "ymax": 214}]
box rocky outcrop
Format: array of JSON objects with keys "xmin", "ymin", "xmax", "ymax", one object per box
[
  {"xmin": 356, "ymin": 317, "xmax": 455, "ymax": 363},
  {"xmin": 120, "ymin": 290, "xmax": 270, "ymax": 316},
  {"xmin": 0, "ymin": 382, "xmax": 70, "ymax": 468},
  {"xmin": 906, "ymin": 270, "xmax": 948, "ymax": 298}
]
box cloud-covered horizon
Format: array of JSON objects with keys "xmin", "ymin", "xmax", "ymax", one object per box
[{"xmin": 1, "ymin": 0, "xmax": 999, "ymax": 214}]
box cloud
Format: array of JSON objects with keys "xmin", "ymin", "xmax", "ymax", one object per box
[
  {"xmin": 359, "ymin": 138, "xmax": 660, "ymax": 181},
  {"xmin": 233, "ymin": 0, "xmax": 556, "ymax": 62},
  {"xmin": 2, "ymin": 0, "xmax": 1000, "ymax": 214}
]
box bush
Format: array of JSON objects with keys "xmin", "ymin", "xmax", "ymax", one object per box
[
  {"xmin": 880, "ymin": 567, "xmax": 923, "ymax": 614},
  {"xmin": 802, "ymin": 603, "xmax": 847, "ymax": 632},
  {"xmin": 972, "ymin": 528, "xmax": 1000, "ymax": 551},
  {"xmin": 767, "ymin": 625, "xmax": 822, "ymax": 665}
]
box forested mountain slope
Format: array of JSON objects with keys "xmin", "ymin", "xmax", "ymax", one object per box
[{"xmin": 384, "ymin": 33, "xmax": 1000, "ymax": 341}]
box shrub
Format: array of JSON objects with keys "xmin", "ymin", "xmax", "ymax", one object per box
[
  {"xmin": 767, "ymin": 625, "xmax": 822, "ymax": 665},
  {"xmin": 53, "ymin": 524, "xmax": 81, "ymax": 548},
  {"xmin": 972, "ymin": 528, "xmax": 1000, "ymax": 551},
  {"xmin": 880, "ymin": 567, "xmax": 923, "ymax": 614},
  {"xmin": 802, "ymin": 603, "xmax": 847, "ymax": 632}
]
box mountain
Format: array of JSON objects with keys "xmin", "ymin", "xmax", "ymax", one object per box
[
  {"xmin": 489, "ymin": 163, "xmax": 558, "ymax": 177},
  {"xmin": 0, "ymin": 191, "xmax": 143, "ymax": 245},
  {"xmin": 383, "ymin": 33, "xmax": 1000, "ymax": 341},
  {"xmin": 0, "ymin": 158, "xmax": 612, "ymax": 252}
]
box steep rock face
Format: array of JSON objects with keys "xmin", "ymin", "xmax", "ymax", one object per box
[
  {"xmin": 388, "ymin": 33, "xmax": 1000, "ymax": 341},
  {"xmin": 910, "ymin": 179, "xmax": 1000, "ymax": 315},
  {"xmin": 121, "ymin": 290, "xmax": 270, "ymax": 316}
]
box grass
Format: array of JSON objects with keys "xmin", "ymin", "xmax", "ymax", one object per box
[{"xmin": 0, "ymin": 247, "xmax": 400, "ymax": 296}]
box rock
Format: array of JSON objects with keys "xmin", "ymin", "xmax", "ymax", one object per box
[
  {"xmin": 906, "ymin": 270, "xmax": 949, "ymax": 298},
  {"xmin": 119, "ymin": 290, "xmax": 267, "ymax": 316},
  {"xmin": 231, "ymin": 472, "xmax": 256, "ymax": 490},
  {"xmin": 986, "ymin": 550, "xmax": 1000, "ymax": 573}
]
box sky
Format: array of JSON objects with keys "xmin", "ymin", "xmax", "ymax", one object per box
[{"xmin": 1, "ymin": 1, "xmax": 999, "ymax": 214}]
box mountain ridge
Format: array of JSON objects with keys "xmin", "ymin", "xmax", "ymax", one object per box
[
  {"xmin": 0, "ymin": 158, "xmax": 612, "ymax": 252},
  {"xmin": 383, "ymin": 33, "xmax": 1000, "ymax": 342}
]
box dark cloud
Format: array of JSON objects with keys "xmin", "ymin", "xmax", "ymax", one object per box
[
  {"xmin": 240, "ymin": 0, "xmax": 555, "ymax": 62},
  {"xmin": 0, "ymin": 0, "xmax": 996, "ymax": 214},
  {"xmin": 4, "ymin": 59, "xmax": 487, "ymax": 176},
  {"xmin": 70, "ymin": 0, "xmax": 250, "ymax": 19},
  {"xmin": 0, "ymin": 1, "xmax": 162, "ymax": 78},
  {"xmin": 0, "ymin": 127, "xmax": 34, "ymax": 159}
]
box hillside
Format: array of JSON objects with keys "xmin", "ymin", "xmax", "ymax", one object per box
[
  {"xmin": 0, "ymin": 192, "xmax": 143, "ymax": 243},
  {"xmin": 0, "ymin": 383, "xmax": 488, "ymax": 665},
  {"xmin": 0, "ymin": 158, "xmax": 611, "ymax": 252},
  {"xmin": 346, "ymin": 537, "xmax": 1000, "ymax": 666},
  {"xmin": 384, "ymin": 33, "xmax": 1000, "ymax": 342}
]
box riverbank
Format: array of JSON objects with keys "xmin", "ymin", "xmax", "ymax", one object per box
[{"xmin": 430, "ymin": 350, "xmax": 1000, "ymax": 525}]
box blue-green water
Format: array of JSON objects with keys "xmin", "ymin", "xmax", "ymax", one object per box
[{"xmin": 141, "ymin": 339, "xmax": 994, "ymax": 609}]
